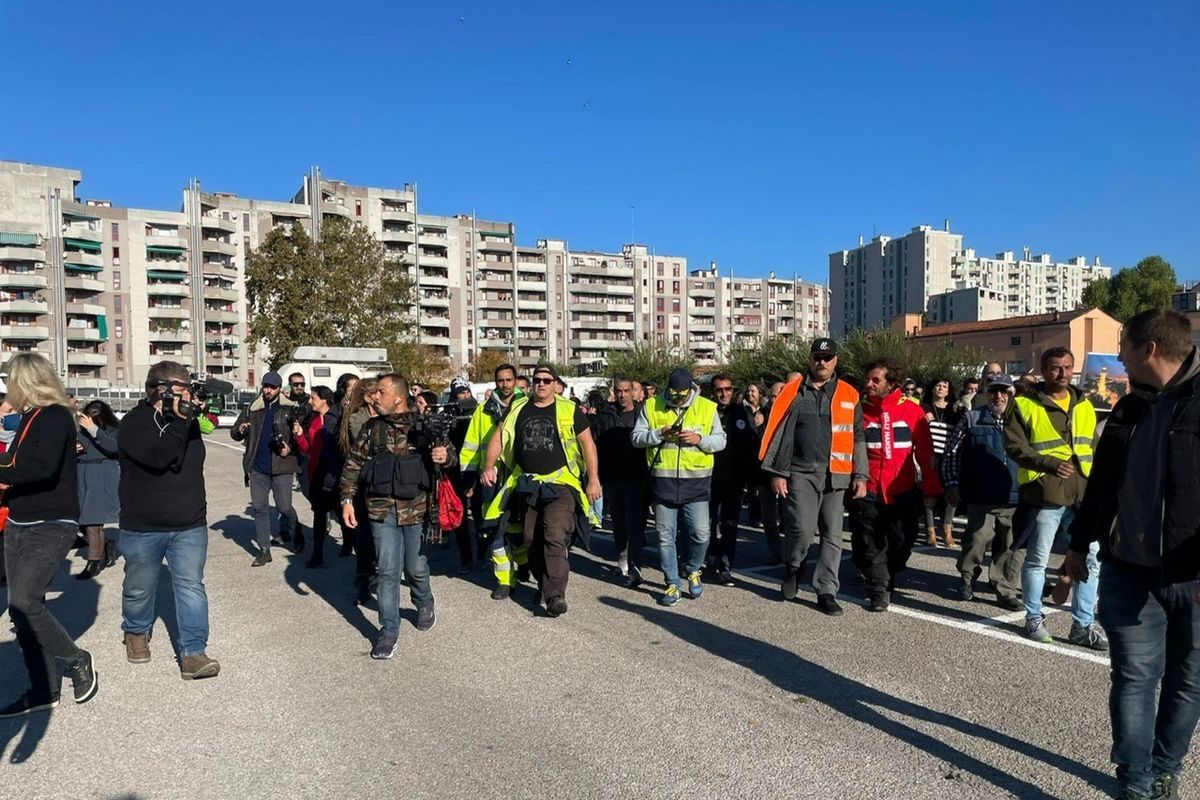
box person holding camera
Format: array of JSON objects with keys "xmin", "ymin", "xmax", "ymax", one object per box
[
  {"xmin": 340, "ymin": 373, "xmax": 454, "ymax": 660},
  {"xmin": 232, "ymin": 372, "xmax": 303, "ymax": 567},
  {"xmin": 116, "ymin": 360, "xmax": 220, "ymax": 679}
]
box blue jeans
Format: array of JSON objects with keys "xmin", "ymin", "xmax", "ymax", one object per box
[
  {"xmin": 1099, "ymin": 560, "xmax": 1200, "ymax": 795},
  {"xmin": 1021, "ymin": 505, "xmax": 1100, "ymax": 627},
  {"xmin": 371, "ymin": 510, "xmax": 433, "ymax": 638},
  {"xmin": 120, "ymin": 527, "xmax": 211, "ymax": 657},
  {"xmin": 654, "ymin": 500, "xmax": 710, "ymax": 589}
]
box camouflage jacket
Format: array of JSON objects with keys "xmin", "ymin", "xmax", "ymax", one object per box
[{"xmin": 339, "ymin": 412, "xmax": 459, "ymax": 524}]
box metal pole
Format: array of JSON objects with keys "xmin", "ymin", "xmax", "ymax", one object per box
[{"xmin": 413, "ymin": 182, "xmax": 421, "ymax": 347}]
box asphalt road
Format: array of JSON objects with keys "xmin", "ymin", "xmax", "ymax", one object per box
[{"xmin": 0, "ymin": 431, "xmax": 1187, "ymax": 800}]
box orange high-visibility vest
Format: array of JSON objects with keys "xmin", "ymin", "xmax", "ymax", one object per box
[{"xmin": 758, "ymin": 377, "xmax": 858, "ymax": 475}]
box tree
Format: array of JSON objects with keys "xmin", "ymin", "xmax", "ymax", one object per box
[
  {"xmin": 245, "ymin": 217, "xmax": 416, "ymax": 368},
  {"xmin": 606, "ymin": 341, "xmax": 695, "ymax": 388},
  {"xmin": 389, "ymin": 342, "xmax": 452, "ymax": 392},
  {"xmin": 1080, "ymin": 255, "xmax": 1176, "ymax": 322},
  {"xmin": 466, "ymin": 349, "xmax": 515, "ymax": 383},
  {"xmin": 724, "ymin": 336, "xmax": 811, "ymax": 389},
  {"xmin": 834, "ymin": 327, "xmax": 986, "ymax": 390},
  {"xmin": 537, "ymin": 358, "xmax": 578, "ymax": 378}
]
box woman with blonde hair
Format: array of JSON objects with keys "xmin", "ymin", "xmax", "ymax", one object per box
[
  {"xmin": 0, "ymin": 353, "xmax": 98, "ymax": 717},
  {"xmin": 339, "ymin": 377, "xmax": 378, "ymax": 604}
]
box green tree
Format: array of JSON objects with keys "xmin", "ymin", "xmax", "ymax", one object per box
[
  {"xmin": 606, "ymin": 341, "xmax": 695, "ymax": 388},
  {"xmin": 1080, "ymin": 255, "xmax": 1176, "ymax": 322},
  {"xmin": 537, "ymin": 357, "xmax": 578, "ymax": 378},
  {"xmin": 466, "ymin": 349, "xmax": 515, "ymax": 383},
  {"xmin": 389, "ymin": 342, "xmax": 452, "ymax": 392},
  {"xmin": 835, "ymin": 327, "xmax": 986, "ymax": 390},
  {"xmin": 245, "ymin": 217, "xmax": 416, "ymax": 368},
  {"xmin": 723, "ymin": 336, "xmax": 811, "ymax": 389}
]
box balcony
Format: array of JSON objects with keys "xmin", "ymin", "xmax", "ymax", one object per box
[
  {"xmin": 380, "ymin": 209, "xmax": 411, "ymax": 222},
  {"xmin": 204, "ymin": 309, "xmax": 239, "ymax": 324},
  {"xmin": 0, "ymin": 299, "xmax": 49, "ymax": 314},
  {"xmin": 421, "ymin": 335, "xmax": 451, "ymax": 348},
  {"xmin": 0, "ymin": 325, "xmax": 50, "ymax": 340},
  {"xmin": 517, "ymin": 299, "xmax": 547, "ymax": 311},
  {"xmin": 478, "ymin": 277, "xmax": 513, "ymax": 290},
  {"xmin": 606, "ymin": 283, "xmax": 635, "ymax": 296},
  {"xmin": 64, "ymin": 326, "xmax": 102, "ymax": 341},
  {"xmin": 0, "ymin": 271, "xmax": 48, "ymax": 289},
  {"xmin": 66, "ymin": 352, "xmax": 107, "ymax": 367},
  {"xmin": 416, "ymin": 272, "xmax": 449, "ymax": 288},
  {"xmin": 65, "ymin": 302, "xmax": 105, "ymax": 317},
  {"xmin": 516, "ymin": 280, "xmax": 547, "ymax": 293},
  {"xmin": 149, "ymin": 306, "xmax": 191, "ymax": 320},
  {"xmin": 201, "ymin": 239, "xmax": 237, "ymax": 257},
  {"xmin": 478, "ymin": 338, "xmax": 514, "ymax": 351},
  {"xmin": 0, "ymin": 246, "xmax": 46, "ymax": 263},
  {"xmin": 145, "ymin": 234, "xmax": 189, "ymax": 250},
  {"xmin": 381, "ymin": 228, "xmax": 415, "ymax": 243},
  {"xmin": 146, "ymin": 258, "xmax": 188, "ymax": 273},
  {"xmin": 64, "ymin": 251, "xmax": 103, "ymax": 269},
  {"xmin": 321, "ymin": 201, "xmax": 351, "ymax": 218},
  {"xmin": 571, "ymin": 262, "xmax": 634, "ymax": 278},
  {"xmin": 149, "ymin": 329, "xmax": 191, "ymax": 343},
  {"xmin": 416, "ymin": 254, "xmax": 449, "ymax": 267},
  {"xmin": 202, "ymin": 259, "xmax": 235, "ymax": 274},
  {"xmin": 421, "ymin": 315, "xmax": 452, "ymax": 327},
  {"xmin": 570, "ymin": 337, "xmax": 632, "ymax": 350},
  {"xmin": 148, "ymin": 283, "xmax": 190, "ymax": 298},
  {"xmin": 64, "ymin": 275, "xmax": 104, "ymax": 292},
  {"xmin": 689, "ymin": 319, "xmax": 716, "ymax": 331},
  {"xmin": 204, "ymin": 287, "xmax": 239, "ymax": 303},
  {"xmin": 63, "ymin": 224, "xmax": 103, "ymax": 243},
  {"xmin": 420, "ymin": 293, "xmax": 450, "ymax": 308},
  {"xmin": 200, "ymin": 216, "xmax": 238, "ymax": 234},
  {"xmin": 607, "ymin": 319, "xmax": 635, "ymax": 331}
]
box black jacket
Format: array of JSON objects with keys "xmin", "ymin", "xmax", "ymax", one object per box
[
  {"xmin": 1069, "ymin": 349, "xmax": 1200, "ymax": 582},
  {"xmin": 118, "ymin": 400, "xmax": 207, "ymax": 532},
  {"xmin": 592, "ymin": 402, "xmax": 647, "ymax": 484},
  {"xmin": 0, "ymin": 404, "xmax": 80, "ymax": 524},
  {"xmin": 713, "ymin": 402, "xmax": 759, "ymax": 485},
  {"xmin": 231, "ymin": 394, "xmax": 301, "ymax": 477}
]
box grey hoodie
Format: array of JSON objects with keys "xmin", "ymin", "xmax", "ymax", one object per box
[{"xmin": 630, "ymin": 384, "xmax": 727, "ymax": 505}]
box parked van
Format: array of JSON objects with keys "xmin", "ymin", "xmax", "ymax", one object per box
[{"xmin": 275, "ymin": 346, "xmax": 391, "ymax": 391}]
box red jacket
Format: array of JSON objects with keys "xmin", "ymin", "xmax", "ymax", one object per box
[
  {"xmin": 293, "ymin": 413, "xmax": 326, "ymax": 486},
  {"xmin": 862, "ymin": 389, "xmax": 941, "ymax": 504}
]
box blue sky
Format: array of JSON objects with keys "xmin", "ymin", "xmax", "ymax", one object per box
[{"xmin": 2, "ymin": 1, "xmax": 1196, "ymax": 283}]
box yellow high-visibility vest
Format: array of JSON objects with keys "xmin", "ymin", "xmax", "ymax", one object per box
[
  {"xmin": 1012, "ymin": 394, "xmax": 1096, "ymax": 485},
  {"xmin": 642, "ymin": 395, "xmax": 718, "ymax": 480}
]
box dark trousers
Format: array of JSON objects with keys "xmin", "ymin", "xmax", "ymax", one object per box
[
  {"xmin": 352, "ymin": 490, "xmax": 376, "ymax": 579},
  {"xmin": 524, "ymin": 491, "xmax": 576, "ymax": 602},
  {"xmin": 4, "ymin": 523, "xmax": 84, "ymax": 700},
  {"xmin": 309, "ymin": 487, "xmax": 340, "ymax": 558},
  {"xmin": 760, "ymin": 485, "xmax": 782, "ymax": 559},
  {"xmin": 249, "ymin": 471, "xmax": 298, "ymax": 551},
  {"xmin": 606, "ymin": 481, "xmax": 646, "ymax": 570},
  {"xmin": 449, "ymin": 471, "xmax": 479, "ymax": 568},
  {"xmin": 850, "ymin": 492, "xmax": 921, "ymax": 600},
  {"xmin": 1100, "ymin": 560, "xmax": 1200, "ymax": 795},
  {"xmin": 707, "ymin": 482, "xmax": 744, "ymax": 570},
  {"xmin": 956, "ymin": 503, "xmax": 1023, "ymax": 599}
]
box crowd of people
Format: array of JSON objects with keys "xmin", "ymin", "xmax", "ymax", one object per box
[{"xmin": 0, "ymin": 308, "xmax": 1198, "ymax": 800}]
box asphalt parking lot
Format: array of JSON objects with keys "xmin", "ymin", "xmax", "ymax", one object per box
[{"xmin": 0, "ymin": 431, "xmax": 1187, "ymax": 800}]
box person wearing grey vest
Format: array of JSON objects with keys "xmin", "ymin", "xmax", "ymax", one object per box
[{"xmin": 941, "ymin": 374, "xmax": 1023, "ymax": 609}]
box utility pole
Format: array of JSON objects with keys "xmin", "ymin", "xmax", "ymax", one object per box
[{"xmin": 413, "ymin": 181, "xmax": 421, "ymax": 347}]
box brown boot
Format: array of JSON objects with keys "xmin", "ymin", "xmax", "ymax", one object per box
[
  {"xmin": 180, "ymin": 653, "xmax": 221, "ymax": 680},
  {"xmin": 925, "ymin": 527, "xmax": 939, "ymax": 547},
  {"xmin": 943, "ymin": 523, "xmax": 958, "ymax": 549},
  {"xmin": 124, "ymin": 632, "xmax": 151, "ymax": 664}
]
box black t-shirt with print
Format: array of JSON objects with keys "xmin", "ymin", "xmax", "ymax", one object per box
[{"xmin": 514, "ymin": 401, "xmax": 590, "ymax": 476}]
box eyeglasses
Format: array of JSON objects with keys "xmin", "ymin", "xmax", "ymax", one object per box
[
  {"xmin": 714, "ymin": 386, "xmax": 733, "ymax": 393},
  {"xmin": 290, "ymin": 381, "xmax": 306, "ymax": 388},
  {"xmin": 532, "ymin": 377, "xmax": 554, "ymax": 385},
  {"xmin": 811, "ymin": 355, "xmax": 835, "ymax": 363}
]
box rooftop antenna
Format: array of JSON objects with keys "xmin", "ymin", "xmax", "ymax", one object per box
[{"xmin": 630, "ymin": 205, "xmax": 635, "ymax": 244}]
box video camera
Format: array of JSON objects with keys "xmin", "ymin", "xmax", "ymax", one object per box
[
  {"xmin": 157, "ymin": 376, "xmax": 234, "ymax": 420},
  {"xmin": 409, "ymin": 401, "xmax": 471, "ymax": 449}
]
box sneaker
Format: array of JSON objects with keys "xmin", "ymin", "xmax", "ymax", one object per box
[
  {"xmin": 816, "ymin": 594, "xmax": 844, "ymax": 617},
  {"xmin": 546, "ymin": 597, "xmax": 568, "ymax": 617},
  {"xmin": 685, "ymin": 571, "xmax": 703, "ymax": 599},
  {"xmin": 251, "ymin": 551, "xmax": 272, "ymax": 567},
  {"xmin": 781, "ymin": 567, "xmax": 801, "ymax": 600},
  {"xmin": 617, "ymin": 552, "xmax": 629, "ymax": 577},
  {"xmin": 1025, "ymin": 615, "xmax": 1053, "ymax": 643},
  {"xmin": 716, "ymin": 570, "xmax": 735, "ymax": 587},
  {"xmin": 867, "ymin": 595, "xmax": 889, "ymax": 613},
  {"xmin": 1151, "ymin": 773, "xmax": 1179, "ymax": 800},
  {"xmin": 180, "ymin": 653, "xmax": 221, "ymax": 680},
  {"xmin": 371, "ymin": 635, "xmax": 398, "ymax": 660},
  {"xmin": 1068, "ymin": 621, "xmax": 1109, "ymax": 652},
  {"xmin": 658, "ymin": 584, "xmax": 681, "ymax": 607},
  {"xmin": 997, "ymin": 595, "xmax": 1023, "ymax": 611},
  {"xmin": 123, "ymin": 632, "xmax": 151, "ymax": 664},
  {"xmin": 65, "ymin": 650, "xmax": 98, "ymax": 704},
  {"xmin": 417, "ymin": 602, "xmax": 436, "ymax": 632},
  {"xmin": 0, "ymin": 693, "xmax": 59, "ymax": 719},
  {"xmin": 959, "ymin": 577, "xmax": 974, "ymax": 601},
  {"xmin": 490, "ymin": 584, "xmax": 511, "ymax": 600},
  {"xmin": 624, "ymin": 570, "xmax": 644, "ymax": 590}
]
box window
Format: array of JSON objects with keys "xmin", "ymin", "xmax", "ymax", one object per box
[
  {"xmin": 671, "ymin": 299, "xmax": 680, "ymax": 313},
  {"xmin": 656, "ymin": 280, "xmax": 664, "ymax": 293},
  {"xmin": 114, "ymin": 320, "xmax": 123, "ymax": 339},
  {"xmin": 114, "ymin": 295, "xmax": 122, "ymax": 312},
  {"xmin": 1010, "ymin": 336, "xmax": 1021, "ymax": 346},
  {"xmin": 243, "ymin": 213, "xmax": 250, "ymax": 232},
  {"xmin": 355, "ymin": 201, "xmax": 362, "ymax": 217},
  {"xmin": 113, "ymin": 271, "xmax": 121, "ymax": 289},
  {"xmin": 115, "ymin": 343, "xmax": 124, "ymax": 359},
  {"xmin": 672, "ymin": 281, "xmax": 680, "ymax": 294},
  {"xmin": 111, "ymin": 223, "xmax": 119, "ymax": 241},
  {"xmin": 116, "ymin": 367, "xmax": 124, "ymax": 381},
  {"xmin": 656, "ymin": 298, "xmax": 664, "ymax": 312},
  {"xmin": 112, "ymin": 247, "xmax": 120, "ymax": 266}
]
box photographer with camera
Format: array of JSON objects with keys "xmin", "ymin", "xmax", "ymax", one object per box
[
  {"xmin": 231, "ymin": 372, "xmax": 303, "ymax": 567},
  {"xmin": 340, "ymin": 373, "xmax": 454, "ymax": 660},
  {"xmin": 116, "ymin": 360, "xmax": 219, "ymax": 680}
]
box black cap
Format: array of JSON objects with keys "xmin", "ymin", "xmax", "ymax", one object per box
[
  {"xmin": 667, "ymin": 369, "xmax": 693, "ymax": 391},
  {"xmin": 810, "ymin": 337, "xmax": 837, "ymax": 357},
  {"xmin": 532, "ymin": 364, "xmax": 558, "ymax": 381}
]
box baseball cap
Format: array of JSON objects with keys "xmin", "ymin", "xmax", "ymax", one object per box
[
  {"xmin": 810, "ymin": 337, "xmax": 838, "ymax": 357},
  {"xmin": 532, "ymin": 365, "xmax": 558, "ymax": 381},
  {"xmin": 262, "ymin": 372, "xmax": 283, "ymax": 388},
  {"xmin": 986, "ymin": 374, "xmax": 1015, "ymax": 391},
  {"xmin": 449, "ymin": 377, "xmax": 471, "ymax": 395},
  {"xmin": 667, "ymin": 369, "xmax": 693, "ymax": 391}
]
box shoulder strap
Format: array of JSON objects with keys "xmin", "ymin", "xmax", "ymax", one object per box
[{"xmin": 0, "ymin": 407, "xmax": 45, "ymax": 502}]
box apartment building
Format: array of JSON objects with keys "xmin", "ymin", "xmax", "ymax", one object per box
[
  {"xmin": 1, "ymin": 160, "xmax": 830, "ymax": 387},
  {"xmin": 830, "ymin": 222, "xmax": 1112, "ymax": 335},
  {"xmin": 926, "ymin": 286, "xmax": 1007, "ymax": 324}
]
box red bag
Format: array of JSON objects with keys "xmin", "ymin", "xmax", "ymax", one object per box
[
  {"xmin": 437, "ymin": 475, "xmax": 464, "ymax": 530},
  {"xmin": 0, "ymin": 408, "xmax": 44, "ymax": 534}
]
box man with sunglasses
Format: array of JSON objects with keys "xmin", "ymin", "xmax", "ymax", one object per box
[
  {"xmin": 632, "ymin": 369, "xmax": 726, "ymax": 606},
  {"xmin": 480, "ymin": 366, "xmax": 601, "ymax": 617},
  {"xmin": 759, "ymin": 338, "xmax": 867, "ymax": 616},
  {"xmin": 232, "ymin": 371, "xmax": 303, "ymax": 566}
]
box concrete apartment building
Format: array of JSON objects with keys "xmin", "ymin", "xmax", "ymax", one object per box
[
  {"xmin": 926, "ymin": 286, "xmax": 1007, "ymax": 324},
  {"xmin": 1, "ymin": 160, "xmax": 830, "ymax": 388},
  {"xmin": 830, "ymin": 222, "xmax": 1113, "ymax": 335}
]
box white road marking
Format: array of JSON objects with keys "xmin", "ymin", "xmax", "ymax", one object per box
[{"xmin": 205, "ymin": 437, "xmax": 244, "ymax": 452}]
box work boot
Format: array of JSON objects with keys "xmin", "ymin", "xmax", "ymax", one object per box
[
  {"xmin": 180, "ymin": 653, "xmax": 221, "ymax": 680},
  {"xmin": 124, "ymin": 632, "xmax": 151, "ymax": 664},
  {"xmin": 925, "ymin": 526, "xmax": 939, "ymax": 547},
  {"xmin": 816, "ymin": 594, "xmax": 843, "ymax": 617},
  {"xmin": 251, "ymin": 551, "xmax": 272, "ymax": 567},
  {"xmin": 959, "ymin": 576, "xmax": 974, "ymax": 601},
  {"xmin": 943, "ymin": 523, "xmax": 957, "ymax": 549},
  {"xmin": 490, "ymin": 584, "xmax": 511, "ymax": 600}
]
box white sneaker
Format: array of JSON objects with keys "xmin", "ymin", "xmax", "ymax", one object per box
[{"xmin": 617, "ymin": 551, "xmax": 629, "ymax": 577}]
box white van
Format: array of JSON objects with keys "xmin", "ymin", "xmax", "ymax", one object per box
[{"xmin": 275, "ymin": 346, "xmax": 391, "ymax": 392}]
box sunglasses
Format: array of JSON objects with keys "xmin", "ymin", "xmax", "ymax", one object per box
[
  {"xmin": 811, "ymin": 355, "xmax": 835, "ymax": 363},
  {"xmin": 532, "ymin": 377, "xmax": 554, "ymax": 385},
  {"xmin": 291, "ymin": 381, "xmax": 306, "ymax": 388}
]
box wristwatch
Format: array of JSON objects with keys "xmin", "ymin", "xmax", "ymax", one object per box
[{"xmin": 340, "ymin": 498, "xmax": 354, "ymax": 506}]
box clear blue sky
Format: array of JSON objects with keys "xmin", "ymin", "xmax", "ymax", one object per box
[{"xmin": 2, "ymin": 1, "xmax": 1196, "ymax": 283}]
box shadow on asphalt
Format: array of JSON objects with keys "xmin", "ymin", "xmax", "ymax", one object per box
[
  {"xmin": 212, "ymin": 512, "xmax": 258, "ymax": 557},
  {"xmin": 599, "ymin": 595, "xmax": 1113, "ymax": 799},
  {"xmin": 0, "ymin": 549, "xmax": 101, "ymax": 764},
  {"xmin": 281, "ymin": 550, "xmax": 379, "ymax": 642}
]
